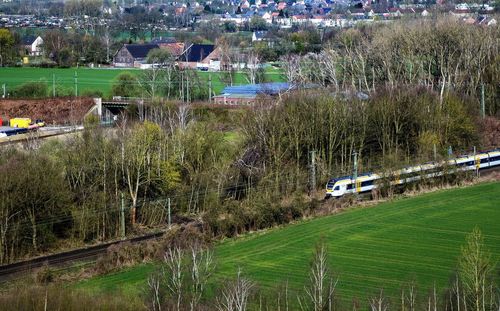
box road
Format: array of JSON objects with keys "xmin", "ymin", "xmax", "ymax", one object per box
[{"xmin": 0, "ymin": 126, "xmax": 83, "ymax": 146}]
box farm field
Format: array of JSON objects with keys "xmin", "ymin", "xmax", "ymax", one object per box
[
  {"xmin": 76, "ymin": 182, "xmax": 500, "ymax": 302},
  {"xmin": 0, "ymin": 67, "xmax": 284, "ymax": 98}
]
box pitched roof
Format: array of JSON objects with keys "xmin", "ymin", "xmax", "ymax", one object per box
[
  {"xmin": 221, "ymin": 82, "xmax": 293, "ymax": 96},
  {"xmin": 159, "ymin": 42, "xmax": 185, "ymax": 56},
  {"xmin": 178, "ymin": 44, "xmax": 215, "ymax": 62},
  {"xmin": 125, "ymin": 44, "xmax": 160, "ymax": 59},
  {"xmin": 22, "ymin": 35, "xmax": 37, "ymax": 45}
]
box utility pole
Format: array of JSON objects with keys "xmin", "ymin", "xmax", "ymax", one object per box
[
  {"xmin": 353, "ymin": 150, "xmax": 358, "ymax": 196},
  {"xmin": 74, "ymin": 71, "xmax": 78, "ymax": 97},
  {"xmin": 167, "ymin": 197, "xmax": 171, "ymax": 228},
  {"xmin": 208, "ymin": 73, "xmax": 212, "ymax": 102},
  {"xmin": 120, "ymin": 193, "xmax": 126, "ymax": 239},
  {"xmin": 474, "ymin": 146, "xmax": 479, "ymax": 178},
  {"xmin": 480, "ymin": 83, "xmax": 485, "ymax": 119},
  {"xmin": 186, "ymin": 70, "xmax": 190, "ymax": 103},
  {"xmin": 2, "ymin": 83, "xmax": 5, "ymax": 98},
  {"xmin": 52, "ymin": 74, "xmax": 55, "ymax": 97},
  {"xmin": 433, "ymin": 144, "xmax": 437, "ymax": 161},
  {"xmin": 353, "ymin": 150, "xmax": 358, "ymax": 180},
  {"xmin": 309, "ymin": 150, "xmax": 316, "ymax": 194}
]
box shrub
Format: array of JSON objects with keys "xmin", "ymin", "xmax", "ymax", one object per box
[
  {"xmin": 55, "ymin": 84, "xmax": 74, "ymax": 97},
  {"xmin": 81, "ymin": 89, "xmax": 104, "ymax": 98},
  {"xmin": 34, "ymin": 263, "xmax": 56, "ymax": 285},
  {"xmin": 13, "ymin": 81, "xmax": 48, "ymax": 98},
  {"xmin": 0, "ymin": 285, "xmax": 144, "ymax": 310},
  {"xmin": 111, "ymin": 73, "xmax": 140, "ymax": 98}
]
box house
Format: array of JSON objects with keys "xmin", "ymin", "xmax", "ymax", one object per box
[
  {"xmin": 177, "ymin": 44, "xmax": 217, "ymax": 69},
  {"xmin": 252, "ymin": 30, "xmax": 268, "ymax": 42},
  {"xmin": 22, "ymin": 35, "xmax": 43, "ymax": 56},
  {"xmin": 113, "ymin": 44, "xmax": 160, "ymax": 68}
]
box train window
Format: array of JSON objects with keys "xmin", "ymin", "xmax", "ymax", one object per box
[
  {"xmin": 490, "ymin": 156, "xmax": 500, "ymax": 162},
  {"xmin": 334, "ymin": 186, "xmax": 340, "ymax": 191},
  {"xmin": 346, "ymin": 184, "xmax": 353, "ymax": 190},
  {"xmin": 361, "ymin": 180, "xmax": 374, "ymax": 187},
  {"xmin": 480, "ymin": 158, "xmax": 489, "ymax": 163}
]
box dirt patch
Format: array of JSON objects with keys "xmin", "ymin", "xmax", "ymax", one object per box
[{"xmin": 0, "ymin": 97, "xmax": 94, "ymax": 125}]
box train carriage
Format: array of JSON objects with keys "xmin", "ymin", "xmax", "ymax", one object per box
[{"xmin": 325, "ymin": 149, "xmax": 500, "ymax": 198}]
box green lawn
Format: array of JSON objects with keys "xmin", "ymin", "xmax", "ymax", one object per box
[
  {"xmin": 76, "ymin": 182, "xmax": 500, "ymax": 301},
  {"xmin": 0, "ymin": 66, "xmax": 284, "ymax": 98},
  {"xmin": 0, "ymin": 67, "xmax": 139, "ymax": 97}
]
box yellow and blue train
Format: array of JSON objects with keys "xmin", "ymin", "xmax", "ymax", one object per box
[{"xmin": 325, "ymin": 149, "xmax": 500, "ymax": 198}]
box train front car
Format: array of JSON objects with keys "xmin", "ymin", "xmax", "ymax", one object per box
[{"xmin": 325, "ymin": 177, "xmax": 348, "ymax": 198}]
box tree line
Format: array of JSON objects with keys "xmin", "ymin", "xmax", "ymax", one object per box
[
  {"xmin": 279, "ymin": 18, "xmax": 499, "ymax": 116},
  {"xmin": 0, "ymin": 81, "xmax": 488, "ymax": 263}
]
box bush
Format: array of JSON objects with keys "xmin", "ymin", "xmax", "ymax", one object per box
[
  {"xmin": 55, "ymin": 84, "xmax": 74, "ymax": 97},
  {"xmin": 13, "ymin": 81, "xmax": 48, "ymax": 98},
  {"xmin": 0, "ymin": 285, "xmax": 144, "ymax": 311},
  {"xmin": 34, "ymin": 263, "xmax": 56, "ymax": 285},
  {"xmin": 111, "ymin": 73, "xmax": 140, "ymax": 98},
  {"xmin": 81, "ymin": 89, "xmax": 104, "ymax": 98}
]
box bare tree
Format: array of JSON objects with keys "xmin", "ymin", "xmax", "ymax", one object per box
[
  {"xmin": 281, "ymin": 54, "xmax": 302, "ymax": 84},
  {"xmin": 245, "ymin": 52, "xmax": 261, "ymax": 85},
  {"xmin": 369, "ymin": 290, "xmax": 389, "ymax": 311},
  {"xmin": 216, "ymin": 268, "xmax": 254, "ymax": 311},
  {"xmin": 163, "ymin": 247, "xmax": 184, "ymax": 311},
  {"xmin": 299, "ymin": 242, "xmax": 337, "ymax": 311},
  {"xmin": 147, "ymin": 272, "xmax": 163, "ymax": 311},
  {"xmin": 458, "ymin": 228, "xmax": 495, "ymax": 311},
  {"xmin": 189, "ymin": 244, "xmax": 215, "ymax": 310}
]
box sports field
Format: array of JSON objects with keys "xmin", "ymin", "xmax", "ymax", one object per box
[
  {"xmin": 0, "ymin": 67, "xmax": 284, "ymax": 98},
  {"xmin": 77, "ymin": 182, "xmax": 500, "ymax": 301}
]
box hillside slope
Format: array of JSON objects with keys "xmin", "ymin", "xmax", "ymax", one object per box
[{"xmin": 78, "ymin": 182, "xmax": 500, "ymax": 300}]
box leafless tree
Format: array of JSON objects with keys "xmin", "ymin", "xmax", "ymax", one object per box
[
  {"xmin": 299, "ymin": 242, "xmax": 337, "ymax": 311},
  {"xmin": 189, "ymin": 244, "xmax": 215, "ymax": 310},
  {"xmin": 216, "ymin": 268, "xmax": 255, "ymax": 311},
  {"xmin": 176, "ymin": 104, "xmax": 191, "ymax": 132},
  {"xmin": 281, "ymin": 54, "xmax": 302, "ymax": 84},
  {"xmin": 163, "ymin": 247, "xmax": 184, "ymax": 311},
  {"xmin": 369, "ymin": 290, "xmax": 389, "ymax": 311},
  {"xmin": 245, "ymin": 52, "xmax": 261, "ymax": 85},
  {"xmin": 458, "ymin": 228, "xmax": 495, "ymax": 311},
  {"xmin": 147, "ymin": 273, "xmax": 163, "ymax": 311}
]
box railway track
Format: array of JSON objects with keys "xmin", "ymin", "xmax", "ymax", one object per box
[{"xmin": 0, "ymin": 231, "xmax": 165, "ymax": 283}]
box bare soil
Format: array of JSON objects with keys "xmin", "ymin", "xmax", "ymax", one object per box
[{"xmin": 0, "ymin": 97, "xmax": 94, "ymax": 125}]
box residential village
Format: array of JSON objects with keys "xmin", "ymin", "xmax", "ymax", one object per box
[{"xmin": 0, "ymin": 1, "xmax": 497, "ymax": 30}]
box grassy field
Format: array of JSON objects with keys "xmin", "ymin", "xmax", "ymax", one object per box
[
  {"xmin": 0, "ymin": 67, "xmax": 284, "ymax": 98},
  {"xmin": 76, "ymin": 182, "xmax": 500, "ymax": 301}
]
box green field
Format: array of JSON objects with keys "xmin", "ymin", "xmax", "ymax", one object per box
[
  {"xmin": 0, "ymin": 67, "xmax": 284, "ymax": 98},
  {"xmin": 76, "ymin": 182, "xmax": 500, "ymax": 301}
]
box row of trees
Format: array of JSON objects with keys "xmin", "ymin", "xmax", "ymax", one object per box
[
  {"xmin": 240, "ymin": 87, "xmax": 478, "ymax": 200},
  {"xmin": 0, "ymin": 103, "xmax": 243, "ymax": 262},
  {"xmin": 0, "ymin": 28, "xmax": 117, "ymax": 67},
  {"xmin": 280, "ymin": 19, "xmax": 500, "ymax": 116},
  {"xmin": 0, "ymin": 83, "xmax": 484, "ymax": 262},
  {"xmin": 140, "ymin": 229, "xmax": 498, "ymax": 311}
]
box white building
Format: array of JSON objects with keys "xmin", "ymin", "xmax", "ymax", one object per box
[{"xmin": 22, "ymin": 35, "xmax": 43, "ymax": 56}]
